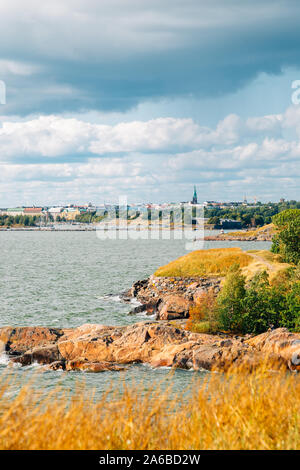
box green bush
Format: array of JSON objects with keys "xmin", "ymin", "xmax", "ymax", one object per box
[
  {"xmin": 216, "ymin": 266, "xmax": 300, "ymax": 334},
  {"xmin": 271, "ymin": 209, "xmax": 300, "ymax": 264},
  {"xmin": 241, "ymin": 272, "xmax": 285, "ymax": 334},
  {"xmin": 217, "ymin": 264, "xmax": 246, "ymax": 331}
]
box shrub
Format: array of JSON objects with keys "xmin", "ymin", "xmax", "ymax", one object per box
[
  {"xmin": 241, "ymin": 272, "xmax": 285, "ymax": 334},
  {"xmin": 271, "ymin": 209, "xmax": 300, "ymax": 264},
  {"xmin": 216, "ymin": 266, "xmax": 300, "ymax": 334},
  {"xmin": 217, "ymin": 264, "xmax": 246, "ymax": 332},
  {"xmin": 186, "ymin": 289, "xmax": 219, "ymax": 333},
  {"xmin": 281, "ymin": 282, "xmax": 300, "ymax": 332}
]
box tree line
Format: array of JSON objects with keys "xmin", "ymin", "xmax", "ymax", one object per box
[
  {"xmin": 0, "ymin": 214, "xmax": 41, "ymax": 227},
  {"xmin": 205, "ymin": 200, "xmax": 300, "ymax": 228}
]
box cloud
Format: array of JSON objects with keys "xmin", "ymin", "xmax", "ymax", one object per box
[
  {"xmin": 0, "ymin": 105, "xmax": 299, "ymax": 205},
  {"xmin": 1, "ymin": 1, "xmax": 300, "ymax": 114},
  {"xmin": 0, "ymin": 109, "xmax": 286, "ymax": 162}
]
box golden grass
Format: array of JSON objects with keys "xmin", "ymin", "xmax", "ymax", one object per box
[
  {"xmin": 246, "ymin": 250, "xmax": 281, "ymax": 262},
  {"xmin": 0, "ymin": 365, "xmax": 299, "ymax": 450},
  {"xmin": 155, "ymin": 248, "xmax": 253, "ymax": 277},
  {"xmin": 226, "ymin": 223, "xmax": 275, "ymax": 238},
  {"xmin": 242, "ymin": 250, "xmax": 291, "ymax": 281},
  {"xmin": 155, "ymin": 247, "xmax": 291, "ymax": 281}
]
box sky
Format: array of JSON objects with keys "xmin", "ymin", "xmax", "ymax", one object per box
[{"xmin": 0, "ymin": 0, "xmax": 300, "ymax": 206}]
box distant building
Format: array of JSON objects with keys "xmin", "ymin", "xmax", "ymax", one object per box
[
  {"xmin": 61, "ymin": 207, "xmax": 81, "ymax": 221},
  {"xmin": 48, "ymin": 207, "xmax": 64, "ymax": 221},
  {"xmin": 191, "ymin": 186, "xmax": 198, "ymax": 204},
  {"xmin": 5, "ymin": 208, "xmax": 24, "ymax": 216},
  {"xmin": 203, "ymin": 201, "xmax": 222, "ymax": 207},
  {"xmin": 220, "ymin": 219, "xmax": 242, "ymax": 229},
  {"xmin": 23, "ymin": 207, "xmax": 43, "ymax": 216}
]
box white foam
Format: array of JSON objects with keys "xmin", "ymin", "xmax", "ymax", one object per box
[
  {"xmin": 97, "ymin": 294, "xmax": 122, "ymax": 303},
  {"xmin": 0, "ymin": 352, "xmax": 9, "ymax": 366},
  {"xmin": 130, "ymin": 298, "xmax": 142, "ymax": 307},
  {"xmin": 110, "ymin": 295, "xmax": 122, "ymax": 302},
  {"xmin": 26, "ymin": 361, "xmax": 44, "ymax": 370},
  {"xmin": 136, "ymin": 312, "xmax": 156, "ymax": 319}
]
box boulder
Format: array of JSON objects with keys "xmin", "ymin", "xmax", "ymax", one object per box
[
  {"xmin": 0, "ymin": 326, "xmax": 65, "ymax": 356},
  {"xmin": 157, "ymin": 295, "xmax": 191, "ymax": 320},
  {"xmin": 65, "ymin": 360, "xmax": 126, "ymax": 372},
  {"xmin": 128, "ymin": 301, "xmax": 159, "ymax": 316},
  {"xmin": 12, "ymin": 344, "xmax": 63, "ymax": 366},
  {"xmin": 246, "ymin": 328, "xmax": 300, "ymax": 371},
  {"xmin": 47, "ymin": 361, "xmax": 65, "ymax": 371}
]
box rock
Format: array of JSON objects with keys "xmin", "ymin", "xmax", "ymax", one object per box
[
  {"xmin": 12, "ymin": 344, "xmax": 62, "ymax": 366},
  {"xmin": 128, "ymin": 301, "xmax": 159, "ymax": 316},
  {"xmin": 192, "ymin": 344, "xmax": 223, "ymax": 370},
  {"xmin": 0, "ymin": 326, "xmax": 65, "ymax": 356},
  {"xmin": 246, "ymin": 328, "xmax": 300, "ymax": 371},
  {"xmin": 65, "ymin": 360, "xmax": 126, "ymax": 372},
  {"xmin": 192, "ymin": 288, "xmax": 206, "ymax": 303},
  {"xmin": 157, "ymin": 295, "xmax": 190, "ymax": 320},
  {"xmin": 126, "ymin": 276, "xmax": 222, "ymax": 316},
  {"xmin": 123, "ymin": 279, "xmax": 149, "ymax": 300},
  {"xmin": 149, "ymin": 341, "xmax": 198, "ymax": 368},
  {"xmin": 47, "ymin": 361, "xmax": 65, "ymax": 371},
  {"xmin": 0, "ymin": 324, "xmax": 298, "ymax": 373}
]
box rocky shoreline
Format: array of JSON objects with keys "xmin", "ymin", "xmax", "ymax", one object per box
[
  {"xmin": 0, "ymin": 323, "xmax": 299, "ymax": 372},
  {"xmin": 203, "ymin": 224, "xmax": 273, "ymax": 241},
  {"xmin": 123, "ymin": 275, "xmax": 222, "ymax": 320},
  {"xmin": 203, "ymin": 235, "xmax": 271, "ymax": 241},
  {"xmin": 1, "ymin": 256, "xmax": 298, "ymax": 374}
]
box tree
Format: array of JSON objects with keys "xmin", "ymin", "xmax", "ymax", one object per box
[
  {"xmin": 208, "ymin": 216, "xmax": 220, "ymax": 226},
  {"xmin": 217, "ymin": 264, "xmax": 246, "ymax": 331},
  {"xmin": 271, "ymin": 209, "xmax": 300, "ymax": 264},
  {"xmin": 241, "ymin": 271, "xmax": 284, "ymax": 334}
]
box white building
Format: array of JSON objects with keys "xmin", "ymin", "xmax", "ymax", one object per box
[{"xmin": 48, "ymin": 207, "xmax": 64, "ymax": 220}]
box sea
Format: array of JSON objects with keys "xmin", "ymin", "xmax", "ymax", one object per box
[{"xmin": 0, "ymin": 230, "xmax": 271, "ymax": 398}]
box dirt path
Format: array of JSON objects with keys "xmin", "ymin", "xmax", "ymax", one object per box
[{"xmin": 247, "ymin": 252, "xmax": 276, "ymax": 272}]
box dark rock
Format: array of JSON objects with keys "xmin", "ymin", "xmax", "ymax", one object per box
[{"xmin": 12, "ymin": 344, "xmax": 62, "ymax": 366}]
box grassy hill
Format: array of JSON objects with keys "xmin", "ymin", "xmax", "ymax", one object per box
[
  {"xmin": 225, "ymin": 223, "xmax": 275, "ymax": 239},
  {"xmin": 154, "ymin": 247, "xmax": 290, "ymax": 280}
]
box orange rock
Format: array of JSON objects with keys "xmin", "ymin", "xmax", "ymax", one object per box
[
  {"xmin": 157, "ymin": 295, "xmax": 191, "ymax": 320},
  {"xmin": 0, "ymin": 323, "xmax": 299, "ymax": 373},
  {"xmin": 0, "ymin": 326, "xmax": 65, "ymax": 355},
  {"xmin": 247, "ymin": 328, "xmax": 300, "ymax": 371},
  {"xmin": 65, "ymin": 360, "xmax": 126, "ymax": 372}
]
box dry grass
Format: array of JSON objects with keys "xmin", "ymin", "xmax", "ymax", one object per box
[
  {"xmin": 155, "ymin": 247, "xmax": 292, "ymax": 284},
  {"xmin": 242, "ymin": 250, "xmax": 291, "ymax": 281},
  {"xmin": 246, "ymin": 250, "xmax": 281, "ymax": 262},
  {"xmin": 155, "ymin": 248, "xmax": 253, "ymax": 277},
  {"xmin": 0, "ymin": 365, "xmax": 299, "ymax": 450},
  {"xmin": 226, "ymin": 223, "xmax": 275, "ymax": 238}
]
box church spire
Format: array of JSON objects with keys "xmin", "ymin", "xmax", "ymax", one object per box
[{"xmin": 192, "ymin": 185, "xmax": 198, "ymax": 204}]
